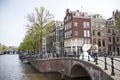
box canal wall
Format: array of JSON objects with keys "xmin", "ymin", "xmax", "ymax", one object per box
[{"xmin": 30, "ymin": 58, "xmax": 114, "ymax": 80}]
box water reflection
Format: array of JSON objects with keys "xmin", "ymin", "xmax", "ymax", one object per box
[{"xmin": 0, "ymin": 55, "xmax": 90, "ymax": 80}]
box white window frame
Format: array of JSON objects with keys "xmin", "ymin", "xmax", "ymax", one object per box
[
  {"xmin": 87, "ymin": 22, "xmax": 89, "ymax": 28},
  {"xmin": 83, "ymin": 22, "xmax": 87, "ymax": 28},
  {"xmin": 84, "ymin": 30, "xmax": 90, "ymax": 37},
  {"xmin": 74, "ymin": 22, "xmax": 78, "ymax": 27},
  {"xmin": 74, "ymin": 31, "xmax": 78, "ymax": 36},
  {"xmin": 69, "ymin": 21, "xmax": 72, "ymax": 28}
]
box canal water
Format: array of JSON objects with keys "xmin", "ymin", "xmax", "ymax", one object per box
[{"xmin": 0, "ymin": 55, "xmax": 90, "ymax": 80}]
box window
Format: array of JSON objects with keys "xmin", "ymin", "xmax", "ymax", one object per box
[
  {"xmin": 69, "ymin": 30, "xmax": 72, "ymax": 37},
  {"xmin": 93, "ymin": 39, "xmax": 96, "ymax": 44},
  {"xmin": 69, "ymin": 21, "xmax": 72, "ymax": 29},
  {"xmin": 113, "ymin": 37, "xmax": 115, "ymax": 43},
  {"xmin": 98, "ymin": 40, "xmax": 101, "ymax": 47},
  {"xmin": 87, "ymin": 22, "xmax": 89, "ymax": 27},
  {"xmin": 66, "ymin": 16, "xmax": 69, "ymax": 21},
  {"xmin": 67, "ymin": 31, "xmax": 70, "ymax": 38},
  {"xmin": 67, "ymin": 31, "xmax": 69, "ymax": 38},
  {"xmin": 68, "ymin": 23, "xmax": 70, "ymax": 29},
  {"xmin": 96, "ymin": 23, "xmax": 98, "ymax": 27},
  {"xmin": 65, "ymin": 32, "xmax": 66, "ymax": 39},
  {"xmin": 101, "ymin": 31, "xmax": 105, "ymax": 36},
  {"xmin": 109, "ymin": 37, "xmax": 111, "ymax": 42},
  {"xmin": 112, "ymin": 29, "xmax": 115, "ymax": 35},
  {"xmin": 92, "ymin": 22, "xmax": 95, "ymax": 26},
  {"xmin": 117, "ymin": 37, "xmax": 119, "ymax": 42},
  {"xmin": 108, "ymin": 29, "xmax": 110, "ymax": 33},
  {"xmin": 74, "ymin": 31, "xmax": 78, "ymax": 36},
  {"xmin": 66, "ymin": 24, "xmax": 68, "ymax": 30},
  {"xmin": 83, "ymin": 22, "xmax": 89, "ymax": 28},
  {"xmin": 65, "ymin": 24, "xmax": 67, "ymax": 30},
  {"xmin": 116, "ymin": 30, "xmax": 120, "ymax": 34},
  {"xmin": 84, "ymin": 39, "xmax": 90, "ymax": 44},
  {"xmin": 83, "ymin": 22, "xmax": 86, "ymax": 28},
  {"xmin": 98, "ymin": 32, "xmax": 100, "ymax": 36},
  {"xmin": 87, "ymin": 30, "xmax": 90, "ymax": 37},
  {"xmin": 74, "ymin": 22, "xmax": 78, "ymax": 27},
  {"xmin": 93, "ymin": 30, "xmax": 95, "ymax": 36},
  {"xmin": 64, "ymin": 25, "xmax": 66, "ymax": 30},
  {"xmin": 84, "ymin": 30, "xmax": 86, "ymax": 37},
  {"xmin": 102, "ymin": 39, "xmax": 105, "ymax": 47},
  {"xmin": 84, "ymin": 30, "xmax": 90, "ymax": 37}
]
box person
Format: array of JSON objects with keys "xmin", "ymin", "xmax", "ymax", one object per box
[
  {"xmin": 87, "ymin": 49, "xmax": 92, "ymax": 57},
  {"xmin": 92, "ymin": 42, "xmax": 98, "ymax": 62},
  {"xmin": 73, "ymin": 50, "xmax": 76, "ymax": 58},
  {"xmin": 77, "ymin": 49, "xmax": 80, "ymax": 58},
  {"xmin": 80, "ymin": 46, "xmax": 83, "ymax": 57},
  {"xmin": 64, "ymin": 51, "xmax": 67, "ymax": 57}
]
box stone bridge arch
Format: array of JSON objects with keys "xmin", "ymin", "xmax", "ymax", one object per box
[
  {"xmin": 70, "ymin": 64, "xmax": 91, "ymax": 79},
  {"xmin": 30, "ymin": 58, "xmax": 114, "ymax": 80}
]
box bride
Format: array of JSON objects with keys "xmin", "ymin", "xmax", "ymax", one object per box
[{"xmin": 79, "ymin": 44, "xmax": 93, "ymax": 60}]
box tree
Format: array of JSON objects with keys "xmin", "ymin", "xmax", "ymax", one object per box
[
  {"xmin": 2, "ymin": 45, "xmax": 10, "ymax": 50},
  {"xmin": 19, "ymin": 28, "xmax": 40, "ymax": 51},
  {"xmin": 115, "ymin": 13, "xmax": 120, "ymax": 31},
  {"xmin": 26, "ymin": 6, "xmax": 54, "ymax": 53}
]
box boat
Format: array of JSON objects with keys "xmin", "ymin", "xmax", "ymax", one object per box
[{"xmin": 22, "ymin": 59, "xmax": 30, "ymax": 64}]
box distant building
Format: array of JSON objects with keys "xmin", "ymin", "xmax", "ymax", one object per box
[
  {"xmin": 59, "ymin": 23, "xmax": 64, "ymax": 56},
  {"xmin": 106, "ymin": 10, "xmax": 120, "ymax": 56},
  {"xmin": 64, "ymin": 9, "xmax": 91, "ymax": 55},
  {"xmin": 91, "ymin": 14, "xmax": 107, "ymax": 56},
  {"xmin": 46, "ymin": 20, "xmax": 63, "ymax": 56},
  {"xmin": 54, "ymin": 21, "xmax": 63, "ymax": 56}
]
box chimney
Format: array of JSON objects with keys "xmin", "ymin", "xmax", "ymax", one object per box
[
  {"xmin": 112, "ymin": 11, "xmax": 114, "ymax": 16},
  {"xmin": 77, "ymin": 10, "xmax": 79, "ymax": 12},
  {"xmin": 66, "ymin": 8, "xmax": 69, "ymax": 13}
]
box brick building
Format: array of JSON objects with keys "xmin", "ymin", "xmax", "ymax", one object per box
[{"xmin": 64, "ymin": 9, "xmax": 91, "ymax": 55}]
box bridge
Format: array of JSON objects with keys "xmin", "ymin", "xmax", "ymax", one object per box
[{"xmin": 29, "ymin": 55, "xmax": 120, "ymax": 80}]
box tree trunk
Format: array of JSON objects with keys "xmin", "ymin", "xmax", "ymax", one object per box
[{"xmin": 39, "ymin": 37, "xmax": 43, "ymax": 54}]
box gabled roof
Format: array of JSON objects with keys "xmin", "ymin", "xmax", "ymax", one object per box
[{"xmin": 107, "ymin": 17, "xmax": 113, "ymax": 20}]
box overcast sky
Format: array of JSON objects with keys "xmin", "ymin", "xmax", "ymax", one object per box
[{"xmin": 0, "ymin": 0, "xmax": 120, "ymax": 47}]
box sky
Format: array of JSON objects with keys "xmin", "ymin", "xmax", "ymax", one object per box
[{"xmin": 0, "ymin": 0, "xmax": 120, "ymax": 47}]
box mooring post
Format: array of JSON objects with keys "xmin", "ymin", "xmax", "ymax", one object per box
[
  {"xmin": 61, "ymin": 69, "xmax": 65, "ymax": 79},
  {"xmin": 111, "ymin": 57, "xmax": 115, "ymax": 76},
  {"xmin": 104, "ymin": 55, "xmax": 107, "ymax": 70}
]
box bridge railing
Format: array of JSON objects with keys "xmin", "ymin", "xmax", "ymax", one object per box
[
  {"xmin": 107, "ymin": 56, "xmax": 120, "ymax": 76},
  {"xmin": 80, "ymin": 52, "xmax": 120, "ymax": 77}
]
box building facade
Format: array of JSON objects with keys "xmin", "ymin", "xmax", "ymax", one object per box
[
  {"xmin": 64, "ymin": 9, "xmax": 91, "ymax": 55},
  {"xmin": 46, "ymin": 21, "xmax": 63, "ymax": 56},
  {"xmin": 91, "ymin": 14, "xmax": 107, "ymax": 56},
  {"xmin": 59, "ymin": 23, "xmax": 64, "ymax": 56},
  {"xmin": 106, "ymin": 10, "xmax": 120, "ymax": 56}
]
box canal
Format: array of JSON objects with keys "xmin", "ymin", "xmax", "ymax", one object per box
[{"xmin": 0, "ymin": 55, "xmax": 90, "ymax": 80}]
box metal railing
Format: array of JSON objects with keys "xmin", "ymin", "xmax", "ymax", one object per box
[{"xmin": 79, "ymin": 52, "xmax": 120, "ymax": 76}]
